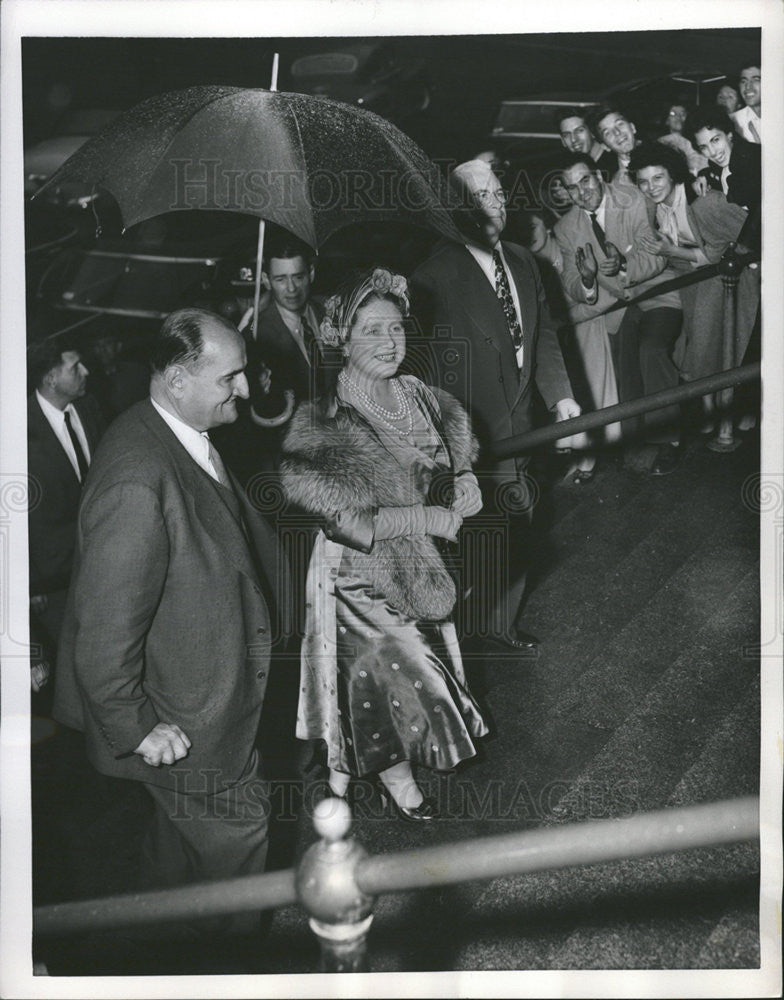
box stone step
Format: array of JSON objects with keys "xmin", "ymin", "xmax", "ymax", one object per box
[{"xmin": 547, "ymin": 567, "xmax": 758, "ymax": 824}]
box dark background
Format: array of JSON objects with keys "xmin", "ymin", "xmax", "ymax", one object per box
[{"xmin": 22, "ymin": 29, "xmax": 761, "ymax": 157}]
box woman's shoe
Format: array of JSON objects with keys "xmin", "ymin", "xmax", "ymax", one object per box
[
  {"xmin": 572, "ymin": 467, "xmax": 595, "ymax": 484},
  {"xmin": 389, "ymin": 794, "xmax": 439, "ymax": 822}
]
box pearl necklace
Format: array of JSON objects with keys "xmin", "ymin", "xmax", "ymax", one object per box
[{"xmin": 339, "ymin": 372, "xmax": 414, "ymax": 437}]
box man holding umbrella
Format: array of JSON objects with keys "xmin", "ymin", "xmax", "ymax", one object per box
[{"xmin": 245, "ymin": 233, "xmax": 328, "ymax": 450}]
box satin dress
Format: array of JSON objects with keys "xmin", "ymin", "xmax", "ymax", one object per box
[{"xmin": 295, "ymin": 385, "xmax": 488, "ymax": 777}]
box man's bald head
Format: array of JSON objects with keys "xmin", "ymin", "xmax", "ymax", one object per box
[
  {"xmin": 150, "ymin": 308, "xmax": 249, "ymax": 431},
  {"xmin": 451, "ymin": 159, "xmax": 507, "ymax": 248}
]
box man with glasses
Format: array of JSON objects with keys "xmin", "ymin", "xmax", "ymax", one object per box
[
  {"xmin": 554, "ymin": 152, "xmax": 683, "ymax": 476},
  {"xmin": 411, "ymin": 159, "xmax": 578, "ymax": 653}
]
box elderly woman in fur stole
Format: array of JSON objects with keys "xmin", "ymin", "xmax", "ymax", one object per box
[{"xmin": 280, "ymin": 267, "xmax": 488, "ymax": 820}]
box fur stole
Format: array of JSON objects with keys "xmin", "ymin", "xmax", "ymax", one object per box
[{"xmin": 280, "ymin": 377, "xmax": 477, "ymax": 621}]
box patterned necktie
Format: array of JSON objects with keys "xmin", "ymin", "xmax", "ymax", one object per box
[
  {"xmin": 492, "ymin": 248, "xmax": 523, "ymax": 356},
  {"xmin": 206, "ymin": 437, "xmax": 231, "ymax": 489},
  {"xmin": 301, "ymin": 315, "xmax": 316, "ymax": 365},
  {"xmin": 589, "ymin": 212, "xmax": 609, "ymax": 256},
  {"xmin": 63, "ymin": 409, "xmax": 89, "ymax": 481}
]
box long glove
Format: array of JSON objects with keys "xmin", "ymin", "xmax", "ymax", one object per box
[
  {"xmin": 373, "ymin": 504, "xmax": 463, "ymax": 542},
  {"xmin": 451, "ymin": 471, "xmax": 483, "ymax": 518}
]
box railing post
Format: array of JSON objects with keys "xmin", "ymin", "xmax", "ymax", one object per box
[
  {"xmin": 295, "ymin": 797, "xmax": 376, "ymax": 973},
  {"xmin": 708, "ymin": 243, "xmax": 742, "ymax": 453}
]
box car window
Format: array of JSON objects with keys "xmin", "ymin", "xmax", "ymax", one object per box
[
  {"xmin": 291, "ymin": 53, "xmax": 359, "ymax": 78},
  {"xmin": 493, "ymin": 103, "xmax": 596, "ymax": 137}
]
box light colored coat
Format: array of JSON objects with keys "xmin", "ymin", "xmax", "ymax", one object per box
[{"xmin": 554, "ymin": 181, "xmax": 680, "ymax": 334}]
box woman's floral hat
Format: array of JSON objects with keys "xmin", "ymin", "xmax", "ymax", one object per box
[{"xmin": 319, "ymin": 267, "xmax": 409, "ymax": 348}]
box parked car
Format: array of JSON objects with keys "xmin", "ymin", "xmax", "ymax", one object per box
[
  {"xmin": 284, "ymin": 40, "xmax": 432, "ymax": 126},
  {"xmin": 33, "ymin": 211, "xmax": 260, "ymax": 340},
  {"xmin": 24, "ymin": 108, "xmax": 121, "ymax": 203}
]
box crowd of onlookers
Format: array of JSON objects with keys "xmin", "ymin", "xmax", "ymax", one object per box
[{"xmin": 508, "ymin": 60, "xmax": 761, "ymax": 480}]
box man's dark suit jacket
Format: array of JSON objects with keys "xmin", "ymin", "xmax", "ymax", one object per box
[
  {"xmin": 54, "ymin": 400, "xmax": 290, "ymax": 792},
  {"xmin": 27, "ymin": 392, "xmax": 105, "ymax": 595},
  {"xmin": 410, "ymin": 240, "xmax": 572, "ymax": 483},
  {"xmin": 699, "ymin": 139, "xmax": 761, "ymax": 214},
  {"xmin": 248, "ymin": 299, "xmax": 330, "ymax": 419},
  {"xmin": 698, "ymin": 139, "xmax": 761, "ymax": 252}
]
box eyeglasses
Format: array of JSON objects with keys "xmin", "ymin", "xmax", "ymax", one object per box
[{"xmin": 473, "ymin": 188, "xmax": 507, "ymax": 207}]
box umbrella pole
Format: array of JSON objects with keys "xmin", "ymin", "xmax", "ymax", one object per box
[
  {"xmin": 248, "ymin": 53, "xmax": 278, "ymax": 340},
  {"xmin": 251, "ymin": 219, "xmax": 266, "ymax": 341}
]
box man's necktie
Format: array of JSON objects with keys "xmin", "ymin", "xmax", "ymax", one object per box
[
  {"xmin": 492, "ymin": 248, "xmax": 523, "ymax": 357},
  {"xmin": 207, "ymin": 437, "xmax": 231, "ymax": 489},
  {"xmin": 63, "ymin": 409, "xmax": 89, "ymax": 481},
  {"xmin": 301, "ymin": 315, "xmax": 317, "ymax": 366},
  {"xmin": 589, "ymin": 212, "xmax": 609, "ymax": 256}
]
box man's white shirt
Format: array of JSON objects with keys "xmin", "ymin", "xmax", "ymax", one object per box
[
  {"xmin": 466, "ymin": 242, "xmax": 524, "ymax": 368},
  {"xmin": 35, "ymin": 390, "xmax": 91, "ymax": 482},
  {"xmin": 275, "ymin": 301, "xmax": 320, "ymax": 364},
  {"xmin": 151, "ymin": 397, "xmax": 222, "ymax": 484}
]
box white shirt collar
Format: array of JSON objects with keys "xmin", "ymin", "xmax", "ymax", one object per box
[
  {"xmin": 275, "ymin": 301, "xmax": 304, "ymax": 335},
  {"xmin": 583, "ymin": 189, "xmax": 608, "ymax": 227},
  {"xmin": 150, "ymin": 396, "xmax": 215, "ymax": 479},
  {"xmin": 36, "ymin": 389, "xmax": 69, "ymax": 423}
]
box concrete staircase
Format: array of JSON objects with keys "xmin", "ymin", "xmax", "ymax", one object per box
[{"xmin": 261, "ymin": 434, "xmax": 762, "ymax": 972}]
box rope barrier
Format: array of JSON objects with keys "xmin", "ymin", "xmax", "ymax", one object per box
[
  {"xmin": 600, "ymin": 249, "xmax": 759, "ymax": 315},
  {"xmin": 492, "ymin": 361, "xmax": 760, "ymax": 459},
  {"xmin": 34, "ymin": 869, "xmax": 297, "ymax": 938}
]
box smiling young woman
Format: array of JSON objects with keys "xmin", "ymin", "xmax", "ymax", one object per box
[{"xmin": 628, "ymin": 142, "xmax": 760, "ymax": 426}]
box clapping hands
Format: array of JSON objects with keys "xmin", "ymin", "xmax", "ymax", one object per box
[
  {"xmin": 598, "ymin": 241, "xmax": 625, "ymax": 276},
  {"xmin": 638, "ymin": 231, "xmax": 674, "ymax": 257},
  {"xmin": 575, "ymin": 243, "xmax": 598, "ymax": 287},
  {"xmin": 451, "ymin": 472, "xmax": 483, "ymax": 518}
]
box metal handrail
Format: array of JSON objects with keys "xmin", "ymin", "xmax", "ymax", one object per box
[
  {"xmin": 356, "ymin": 796, "xmax": 758, "ymax": 894},
  {"xmin": 34, "ymin": 870, "xmax": 297, "ymax": 938},
  {"xmin": 34, "ymin": 795, "xmax": 759, "ymax": 972}
]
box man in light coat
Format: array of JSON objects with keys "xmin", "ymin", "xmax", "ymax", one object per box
[{"xmin": 554, "ymin": 152, "xmax": 683, "ymax": 474}]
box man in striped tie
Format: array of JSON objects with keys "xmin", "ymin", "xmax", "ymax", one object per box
[{"xmin": 410, "ymin": 159, "xmax": 579, "ymax": 654}]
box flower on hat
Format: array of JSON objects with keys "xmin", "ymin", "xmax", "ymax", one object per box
[
  {"xmin": 371, "ymin": 268, "xmax": 394, "ymax": 294},
  {"xmin": 390, "ymin": 274, "xmax": 408, "ymax": 298},
  {"xmin": 318, "ymin": 314, "xmax": 343, "ymax": 347}
]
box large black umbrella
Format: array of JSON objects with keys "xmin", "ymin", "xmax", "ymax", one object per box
[{"xmin": 37, "ymin": 85, "xmax": 462, "ymax": 333}]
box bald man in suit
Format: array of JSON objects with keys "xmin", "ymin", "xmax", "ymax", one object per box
[
  {"xmin": 55, "ymin": 309, "xmax": 290, "ymax": 926},
  {"xmin": 410, "ymin": 160, "xmax": 578, "ymax": 652}
]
